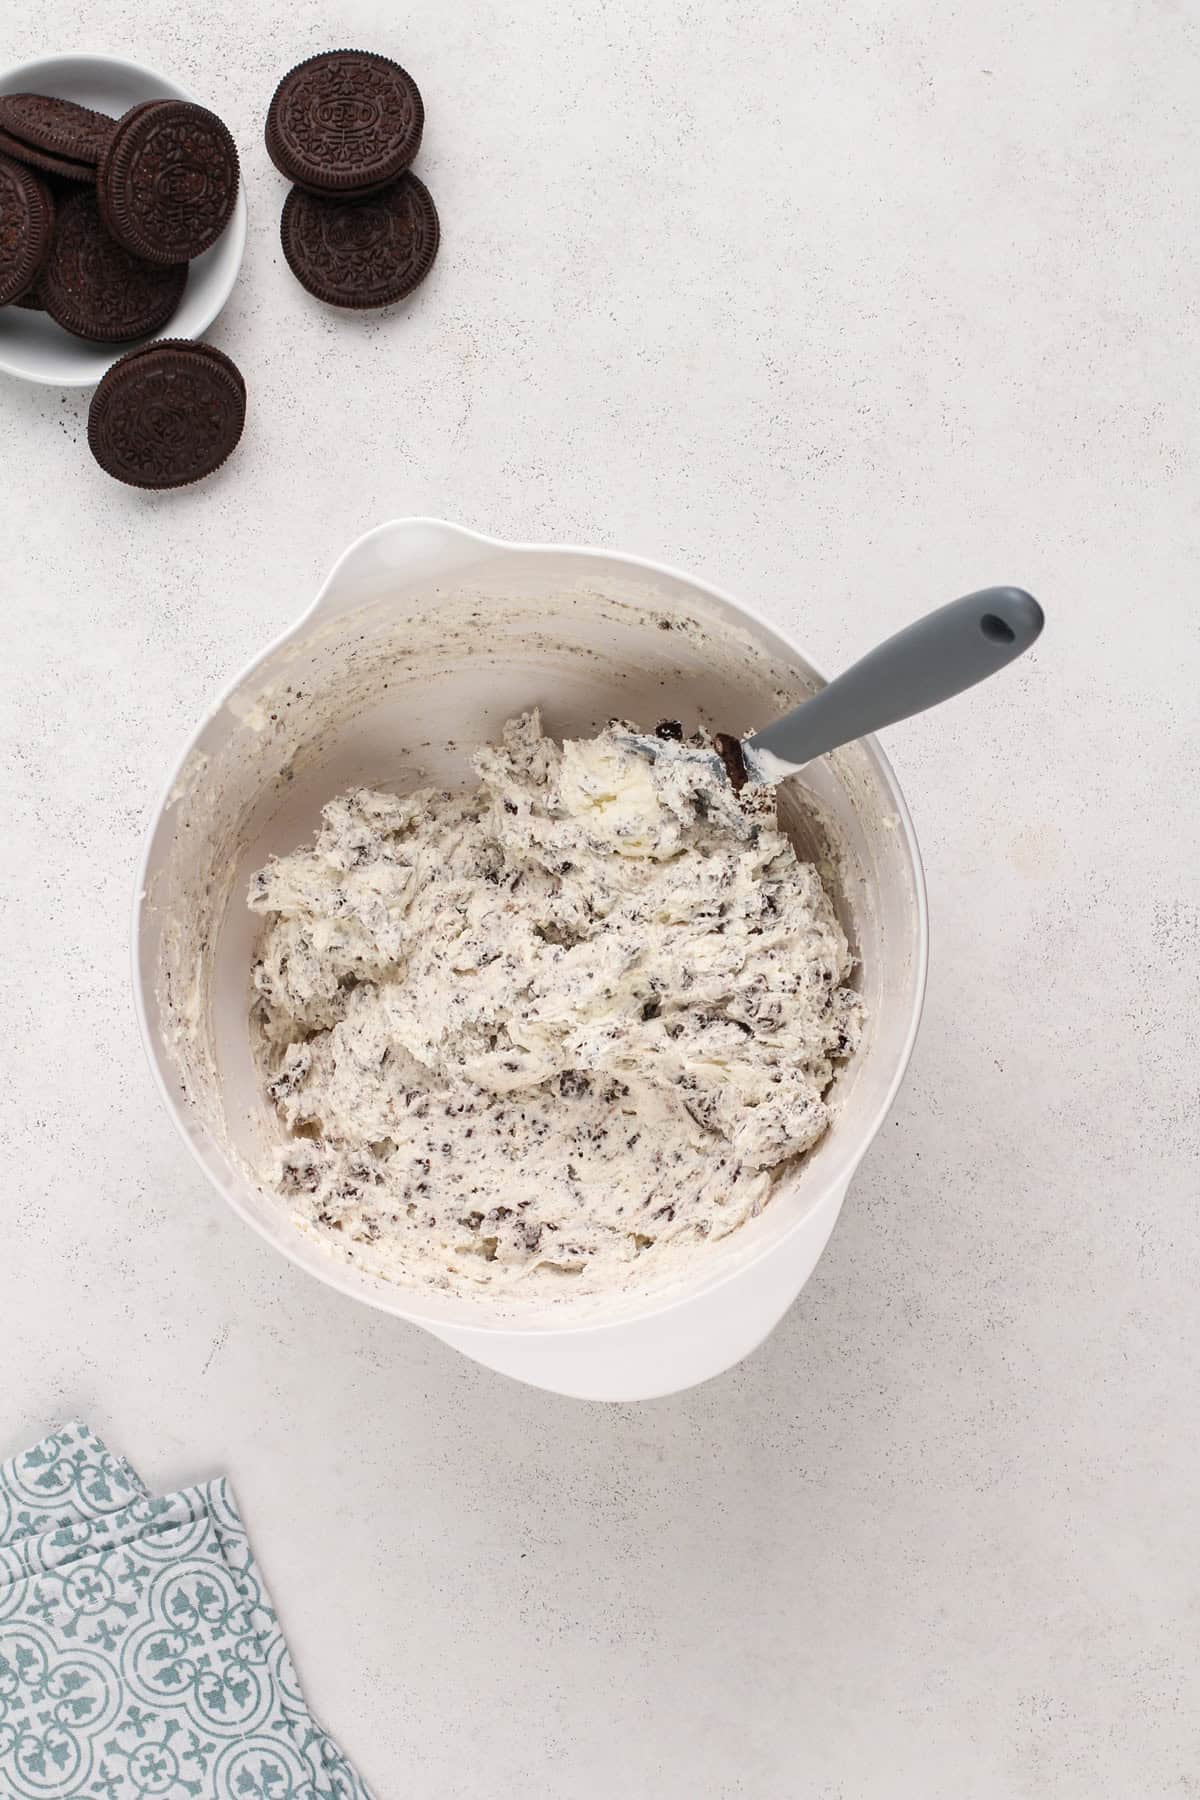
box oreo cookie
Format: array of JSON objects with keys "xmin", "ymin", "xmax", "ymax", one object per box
[
  {"xmin": 0, "ymin": 154, "xmax": 55, "ymax": 306},
  {"xmin": 39, "ymin": 188, "xmax": 186, "ymax": 341},
  {"xmin": 0, "ymin": 93, "xmax": 116, "ymax": 166},
  {"xmin": 0, "ymin": 124, "xmax": 94, "ymax": 184},
  {"xmin": 280, "ymin": 170, "xmax": 438, "ymax": 308},
  {"xmin": 87, "ymin": 338, "xmax": 247, "ymax": 488},
  {"xmin": 266, "ymin": 50, "xmax": 423, "ymax": 196},
  {"xmin": 99, "ymin": 99, "xmax": 239, "ymax": 264}
]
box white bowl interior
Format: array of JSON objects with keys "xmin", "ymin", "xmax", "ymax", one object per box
[
  {"xmin": 0, "ymin": 53, "xmax": 246, "ymax": 387},
  {"xmin": 138, "ymin": 527, "xmax": 925, "ymax": 1333}
]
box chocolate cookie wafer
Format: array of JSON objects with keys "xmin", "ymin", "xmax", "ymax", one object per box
[
  {"xmin": 99, "ymin": 99, "xmax": 239, "ymax": 264},
  {"xmin": 0, "ymin": 93, "xmax": 116, "ymax": 165},
  {"xmin": 39, "ymin": 188, "xmax": 186, "ymax": 341},
  {"xmin": 0, "ymin": 154, "xmax": 55, "ymax": 306},
  {"xmin": 87, "ymin": 338, "xmax": 246, "ymax": 488},
  {"xmin": 0, "ymin": 125, "xmax": 94, "ymax": 184},
  {"xmin": 280, "ymin": 170, "xmax": 438, "ymax": 308},
  {"xmin": 266, "ymin": 50, "xmax": 423, "ymax": 196}
]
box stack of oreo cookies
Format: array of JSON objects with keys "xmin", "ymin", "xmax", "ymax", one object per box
[
  {"xmin": 266, "ymin": 50, "xmax": 439, "ymax": 309},
  {"xmin": 0, "ymin": 92, "xmax": 238, "ymax": 340}
]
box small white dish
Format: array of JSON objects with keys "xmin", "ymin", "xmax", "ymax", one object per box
[{"xmin": 0, "ymin": 52, "xmax": 246, "ymax": 388}]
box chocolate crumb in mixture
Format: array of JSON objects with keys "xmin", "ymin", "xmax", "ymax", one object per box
[
  {"xmin": 248, "ymin": 711, "xmax": 861, "ymax": 1298},
  {"xmin": 714, "ymin": 731, "xmax": 750, "ymax": 792}
]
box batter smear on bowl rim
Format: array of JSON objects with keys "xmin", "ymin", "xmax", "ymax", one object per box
[{"xmin": 247, "ymin": 711, "xmax": 862, "ymax": 1297}]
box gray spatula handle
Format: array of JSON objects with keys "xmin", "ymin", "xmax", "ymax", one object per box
[{"xmin": 747, "ymin": 586, "xmax": 1044, "ymax": 773}]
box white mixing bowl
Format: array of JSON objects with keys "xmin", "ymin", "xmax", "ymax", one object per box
[{"xmin": 134, "ymin": 518, "xmax": 928, "ymax": 1400}]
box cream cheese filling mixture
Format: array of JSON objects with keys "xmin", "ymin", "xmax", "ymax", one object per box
[{"xmin": 247, "ymin": 711, "xmax": 862, "ymax": 1298}]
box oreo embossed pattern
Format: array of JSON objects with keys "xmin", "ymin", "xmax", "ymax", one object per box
[
  {"xmin": 40, "ymin": 189, "xmax": 186, "ymax": 342},
  {"xmin": 266, "ymin": 49, "xmax": 439, "ymax": 307},
  {"xmin": 0, "ymin": 1421, "xmax": 373, "ymax": 1799},
  {"xmin": 282, "ymin": 171, "xmax": 439, "ymax": 308},
  {"xmin": 88, "ymin": 339, "xmax": 247, "ymax": 489},
  {"xmin": 266, "ymin": 49, "xmax": 422, "ymax": 194},
  {"xmin": 98, "ymin": 99, "xmax": 239, "ymax": 264}
]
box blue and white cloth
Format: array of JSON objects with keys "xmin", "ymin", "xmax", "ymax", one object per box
[{"xmin": 0, "ymin": 1422, "xmax": 372, "ymax": 1799}]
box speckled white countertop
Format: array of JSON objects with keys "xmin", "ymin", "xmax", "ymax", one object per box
[{"xmin": 2, "ymin": 3, "xmax": 1197, "ymax": 1795}]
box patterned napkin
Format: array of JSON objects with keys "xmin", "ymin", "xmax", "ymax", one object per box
[{"xmin": 0, "ymin": 1422, "xmax": 372, "ymax": 1800}]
